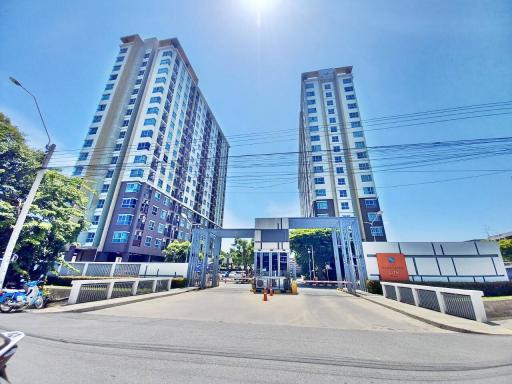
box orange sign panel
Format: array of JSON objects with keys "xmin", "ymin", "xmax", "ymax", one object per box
[{"xmin": 376, "ymin": 253, "xmax": 409, "ymax": 281}]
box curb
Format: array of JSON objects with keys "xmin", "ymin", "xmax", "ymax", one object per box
[
  {"xmin": 357, "ymin": 292, "xmax": 512, "ymax": 335},
  {"xmin": 38, "ymin": 287, "xmax": 199, "ymax": 314}
]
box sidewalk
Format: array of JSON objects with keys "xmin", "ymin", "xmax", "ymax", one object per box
[
  {"xmin": 38, "ymin": 287, "xmax": 199, "ymax": 313},
  {"xmin": 357, "ymin": 291, "xmax": 512, "ymax": 335}
]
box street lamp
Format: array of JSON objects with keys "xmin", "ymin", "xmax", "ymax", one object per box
[
  {"xmin": 307, "ymin": 246, "xmax": 316, "ymax": 280},
  {"xmin": 0, "ymin": 77, "xmax": 56, "ymax": 288},
  {"xmin": 364, "ymin": 210, "xmax": 383, "ymax": 242}
]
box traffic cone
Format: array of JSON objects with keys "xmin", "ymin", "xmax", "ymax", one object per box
[{"xmin": 263, "ymin": 288, "xmax": 268, "ymax": 301}]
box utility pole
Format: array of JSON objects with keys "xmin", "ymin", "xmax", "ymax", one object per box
[{"xmin": 0, "ymin": 77, "xmax": 54, "ymax": 288}]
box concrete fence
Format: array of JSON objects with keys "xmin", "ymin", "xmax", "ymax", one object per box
[
  {"xmin": 381, "ymin": 282, "xmax": 487, "ymax": 322},
  {"xmin": 68, "ymin": 277, "xmax": 173, "ymax": 304},
  {"xmin": 55, "ymin": 262, "xmax": 188, "ymax": 278}
]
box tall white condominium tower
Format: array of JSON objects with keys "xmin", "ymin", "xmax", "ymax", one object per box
[
  {"xmin": 71, "ymin": 35, "xmax": 229, "ymax": 262},
  {"xmin": 298, "ymin": 67, "xmax": 386, "ymax": 241}
]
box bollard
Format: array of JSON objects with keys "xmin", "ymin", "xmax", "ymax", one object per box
[
  {"xmin": 263, "ymin": 288, "xmax": 268, "ymax": 302},
  {"xmin": 270, "ymin": 288, "xmax": 274, "ymax": 296}
]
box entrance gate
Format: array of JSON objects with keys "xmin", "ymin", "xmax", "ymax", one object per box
[{"xmin": 187, "ymin": 217, "xmax": 368, "ymax": 293}]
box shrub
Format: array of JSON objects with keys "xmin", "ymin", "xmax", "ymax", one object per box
[
  {"xmin": 171, "ymin": 277, "xmax": 188, "ymax": 288},
  {"xmin": 366, "ymin": 280, "xmax": 382, "ymax": 294}
]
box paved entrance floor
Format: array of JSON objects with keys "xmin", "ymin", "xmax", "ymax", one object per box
[{"xmin": 96, "ymin": 283, "xmax": 445, "ymax": 332}]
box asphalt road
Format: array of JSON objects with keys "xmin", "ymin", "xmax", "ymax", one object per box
[{"xmin": 0, "ymin": 285, "xmax": 511, "ymax": 383}]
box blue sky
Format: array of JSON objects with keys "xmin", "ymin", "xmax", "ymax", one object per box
[{"xmin": 0, "ymin": 0, "xmax": 511, "ymax": 241}]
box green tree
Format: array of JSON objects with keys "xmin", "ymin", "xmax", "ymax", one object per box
[
  {"xmin": 163, "ymin": 240, "xmax": 191, "ymax": 262},
  {"xmin": 290, "ymin": 229, "xmax": 334, "ymax": 279},
  {"xmin": 0, "ymin": 113, "xmax": 90, "ymax": 280},
  {"xmin": 231, "ymin": 238, "xmax": 254, "ymax": 271},
  {"xmin": 500, "ymin": 239, "xmax": 512, "ymax": 263}
]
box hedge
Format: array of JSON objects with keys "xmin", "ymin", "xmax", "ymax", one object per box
[{"xmin": 366, "ymin": 280, "xmax": 512, "ymax": 297}]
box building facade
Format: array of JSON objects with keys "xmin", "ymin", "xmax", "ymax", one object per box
[
  {"xmin": 72, "ymin": 35, "xmax": 229, "ymax": 262},
  {"xmin": 298, "ymin": 66, "xmax": 386, "ymax": 241}
]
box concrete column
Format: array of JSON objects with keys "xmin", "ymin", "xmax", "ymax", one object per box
[{"xmin": 331, "ymin": 230, "xmax": 343, "ymax": 288}]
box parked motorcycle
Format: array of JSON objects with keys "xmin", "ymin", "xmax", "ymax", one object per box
[
  {"xmin": 0, "ymin": 331, "xmax": 24, "ymax": 382},
  {"xmin": 0, "ymin": 277, "xmax": 47, "ymax": 313}
]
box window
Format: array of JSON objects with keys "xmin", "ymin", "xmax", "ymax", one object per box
[
  {"xmin": 314, "ymin": 177, "xmax": 325, "ymax": 184},
  {"xmin": 154, "ymin": 239, "xmax": 162, "ymax": 248},
  {"xmin": 307, "ymin": 99, "xmax": 316, "ymax": 105},
  {"xmin": 119, "ymin": 47, "xmax": 128, "ymax": 54},
  {"xmin": 113, "ymin": 65, "xmax": 121, "ymax": 71},
  {"xmin": 147, "ymin": 107, "xmax": 159, "ymax": 114},
  {"xmin": 150, "ymin": 96, "xmax": 161, "ymax": 103},
  {"xmin": 368, "ymin": 212, "xmax": 380, "ymax": 222},
  {"xmin": 122, "ymin": 120, "xmax": 129, "ymax": 127},
  {"xmin": 336, "ymin": 167, "xmax": 344, "ymax": 174},
  {"xmin": 86, "ymin": 232, "xmax": 95, "ymax": 243},
  {"xmin": 130, "ymin": 169, "xmax": 144, "ymax": 177},
  {"xmin": 88, "ymin": 127, "xmax": 98, "ymax": 135},
  {"xmin": 160, "ymin": 59, "xmax": 171, "ymax": 65},
  {"xmin": 333, "ymin": 146, "xmax": 341, "ymax": 152},
  {"xmin": 337, "ymin": 178, "xmax": 346, "ymax": 185},
  {"xmin": 306, "ymin": 91, "xmax": 315, "ymax": 97},
  {"xmin": 134, "ymin": 155, "xmax": 147, "ymax": 164},
  {"xmin": 153, "ymin": 86, "xmax": 164, "ymax": 93},
  {"xmin": 355, "ymin": 141, "xmax": 366, "ymax": 148},
  {"xmin": 128, "ymin": 98, "xmax": 136, "ymax": 106},
  {"xmin": 353, "ymin": 131, "xmax": 363, "ymax": 138},
  {"xmin": 92, "ymin": 215, "xmax": 100, "ymax": 225},
  {"xmin": 157, "ymin": 223, "xmax": 165, "ymax": 234},
  {"xmin": 162, "ymin": 50, "xmax": 172, "ymax": 57},
  {"xmin": 101, "ymin": 184, "xmax": 109, "ymax": 193},
  {"xmin": 363, "ymin": 187, "xmax": 375, "ymax": 194},
  {"xmin": 105, "ymin": 84, "xmax": 114, "ymax": 90},
  {"xmin": 106, "ymin": 170, "xmax": 114, "ymax": 178},
  {"xmin": 125, "ymin": 182, "xmax": 141, "ymax": 193},
  {"xmin": 151, "ymin": 206, "xmax": 158, "ymax": 215},
  {"xmin": 101, "ymin": 94, "xmax": 110, "ymax": 100},
  {"xmin": 138, "ymin": 70, "xmax": 144, "ymax": 76},
  {"xmin": 121, "ymin": 198, "xmax": 137, "ymax": 208},
  {"xmin": 344, "ymin": 86, "xmax": 354, "ymax": 92},
  {"xmin": 325, "ymin": 92, "xmax": 332, "ymax": 98},
  {"xmin": 312, "ymin": 155, "xmax": 322, "ymax": 162},
  {"xmin": 313, "ymin": 166, "xmax": 323, "ymax": 173},
  {"xmin": 315, "ymin": 189, "xmax": 326, "ymax": 197},
  {"xmin": 112, "ymin": 231, "xmax": 129, "ymax": 243},
  {"xmin": 110, "ymin": 156, "xmax": 118, "ymax": 164},
  {"xmin": 140, "ymin": 130, "xmax": 153, "ymax": 138},
  {"xmin": 349, "ymin": 112, "xmax": 359, "ymax": 118},
  {"xmin": 158, "ymin": 68, "xmax": 169, "ymax": 75},
  {"xmin": 109, "ymin": 74, "xmax": 118, "ymax": 81},
  {"xmin": 116, "ymin": 56, "xmax": 125, "ymax": 62},
  {"xmin": 359, "ymin": 163, "xmax": 370, "ymax": 170},
  {"xmin": 125, "ymin": 109, "xmax": 133, "ymax": 116},
  {"xmin": 144, "ymin": 236, "xmax": 152, "ymax": 247},
  {"xmin": 365, "ymin": 199, "xmax": 377, "ymax": 208},
  {"xmin": 341, "ymin": 202, "xmax": 349, "ymax": 210},
  {"xmin": 339, "ymin": 190, "xmax": 347, "ymax": 197},
  {"xmin": 141, "ymin": 61, "xmax": 147, "ymax": 67},
  {"xmin": 370, "ymin": 226, "xmax": 384, "ymax": 236},
  {"xmin": 148, "ymin": 220, "xmax": 155, "ymax": 230},
  {"xmin": 346, "ymin": 94, "xmax": 356, "ymax": 100},
  {"xmin": 83, "ymin": 139, "xmax": 93, "ymax": 148},
  {"xmin": 117, "ymin": 214, "xmax": 133, "ymax": 225},
  {"xmin": 307, "ymin": 108, "xmax": 317, "ymax": 114},
  {"xmin": 343, "ymin": 78, "xmax": 352, "ymax": 84},
  {"xmin": 332, "ymin": 136, "xmax": 339, "ymax": 142},
  {"xmin": 330, "ymin": 126, "xmax": 337, "ymax": 132},
  {"xmin": 361, "ymin": 174, "xmax": 373, "ymax": 182},
  {"xmin": 78, "ymin": 152, "xmax": 88, "ymax": 161},
  {"xmin": 305, "ymin": 83, "xmax": 314, "ymax": 89},
  {"xmin": 310, "ymin": 135, "xmax": 320, "ymax": 142},
  {"xmin": 351, "ymin": 121, "xmax": 362, "ymax": 128},
  {"xmin": 357, "ymin": 152, "xmax": 368, "ymax": 159},
  {"xmin": 160, "ymin": 209, "xmax": 167, "ymax": 219},
  {"xmin": 311, "ymin": 145, "xmax": 321, "ymax": 152},
  {"xmin": 72, "ymin": 166, "xmax": 83, "ymax": 176},
  {"xmin": 137, "ymin": 142, "xmax": 151, "ymax": 150},
  {"xmin": 92, "ymin": 116, "xmax": 102, "ymax": 123},
  {"xmin": 96, "ymin": 199, "xmax": 105, "ymax": 208},
  {"xmin": 97, "ymin": 104, "xmax": 106, "ymax": 111},
  {"xmin": 114, "ymin": 143, "xmax": 122, "ymax": 151},
  {"xmin": 348, "ymin": 103, "xmax": 358, "ymax": 109},
  {"xmin": 316, "ymin": 201, "xmax": 328, "ymax": 210},
  {"xmin": 324, "ymin": 84, "xmax": 332, "ymax": 90},
  {"xmin": 119, "ymin": 131, "xmax": 126, "ymax": 139},
  {"xmin": 329, "ymin": 118, "xmax": 336, "ymax": 123},
  {"xmin": 144, "ymin": 118, "xmax": 156, "ymax": 126},
  {"xmin": 154, "ymin": 192, "xmax": 161, "ymax": 201},
  {"xmin": 309, "ymin": 125, "xmax": 319, "ymax": 132},
  {"xmin": 155, "ymin": 77, "xmax": 166, "ymax": 84},
  {"xmin": 308, "ymin": 116, "xmax": 318, "ymax": 122},
  {"xmin": 334, "ymin": 156, "xmax": 343, "ymax": 163},
  {"xmin": 144, "ymin": 53, "xmax": 150, "ymax": 59},
  {"xmin": 328, "ymin": 108, "xmax": 335, "ymax": 114}
]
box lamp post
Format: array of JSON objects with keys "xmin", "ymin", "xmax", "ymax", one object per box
[
  {"xmin": 307, "ymin": 245, "xmax": 316, "ymax": 280},
  {"xmin": 364, "ymin": 210, "xmax": 383, "ymax": 242},
  {"xmin": 0, "ymin": 78, "xmax": 55, "ymax": 288}
]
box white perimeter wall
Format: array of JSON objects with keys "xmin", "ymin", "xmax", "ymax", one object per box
[
  {"xmin": 138, "ymin": 262, "xmax": 188, "ymax": 277},
  {"xmin": 362, "ymin": 241, "xmax": 508, "ymax": 282}
]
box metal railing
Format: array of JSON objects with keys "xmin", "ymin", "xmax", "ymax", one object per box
[
  {"xmin": 56, "ymin": 262, "xmax": 141, "ymax": 277},
  {"xmin": 68, "ymin": 277, "xmax": 173, "ymax": 304},
  {"xmin": 381, "ymin": 282, "xmax": 487, "ymax": 322}
]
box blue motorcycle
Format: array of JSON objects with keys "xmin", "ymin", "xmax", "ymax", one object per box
[{"xmin": 0, "ymin": 278, "xmax": 46, "ymax": 312}]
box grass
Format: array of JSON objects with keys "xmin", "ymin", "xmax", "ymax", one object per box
[{"xmin": 483, "ymin": 296, "xmax": 512, "ymax": 301}]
